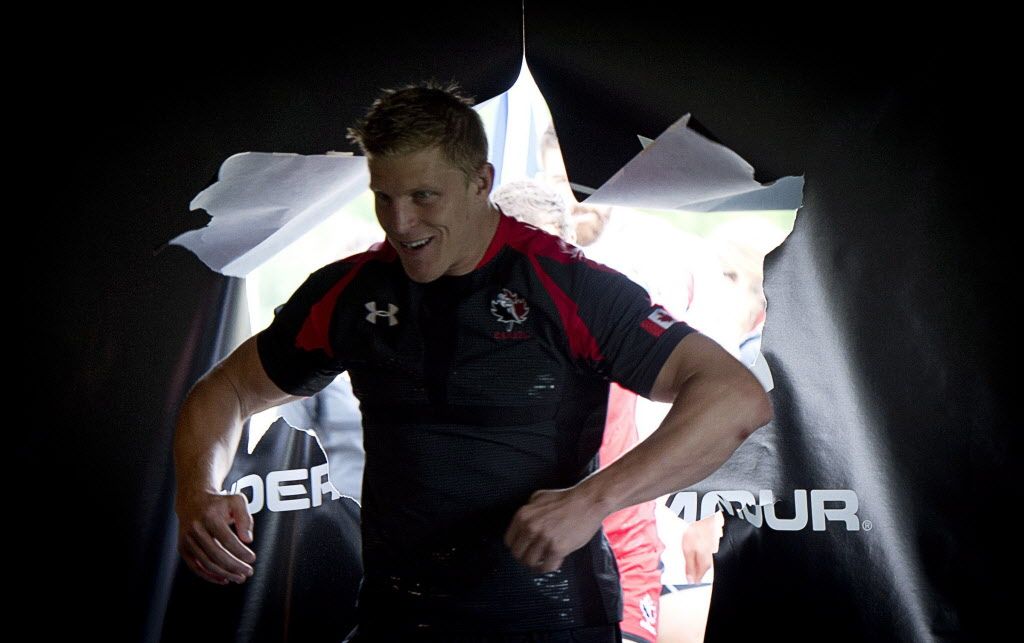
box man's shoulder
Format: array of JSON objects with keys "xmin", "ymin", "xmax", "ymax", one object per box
[
  {"xmin": 497, "ymin": 213, "xmax": 581, "ymax": 263},
  {"xmin": 496, "ymin": 214, "xmax": 621, "ymax": 283}
]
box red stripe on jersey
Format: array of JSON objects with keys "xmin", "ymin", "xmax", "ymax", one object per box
[
  {"xmin": 295, "ymin": 243, "xmax": 394, "ymax": 357},
  {"xmin": 528, "ymin": 254, "xmax": 604, "ymax": 362}
]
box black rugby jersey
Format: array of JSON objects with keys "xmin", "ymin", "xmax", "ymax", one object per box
[{"xmin": 256, "ymin": 212, "xmax": 696, "ymax": 634}]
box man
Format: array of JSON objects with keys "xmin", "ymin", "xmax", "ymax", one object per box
[{"xmin": 173, "ymin": 81, "xmax": 771, "ymax": 642}]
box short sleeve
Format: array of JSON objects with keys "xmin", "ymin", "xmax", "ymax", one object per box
[
  {"xmin": 570, "ymin": 257, "xmax": 697, "ymax": 398},
  {"xmin": 255, "ymin": 262, "xmax": 354, "ymax": 397}
]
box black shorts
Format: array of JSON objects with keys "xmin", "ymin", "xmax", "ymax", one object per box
[{"xmin": 342, "ymin": 623, "xmax": 622, "ymax": 642}]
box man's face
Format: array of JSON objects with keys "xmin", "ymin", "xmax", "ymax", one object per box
[{"xmin": 368, "ymin": 146, "xmax": 493, "ymax": 283}]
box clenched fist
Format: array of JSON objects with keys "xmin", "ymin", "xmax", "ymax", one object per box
[{"xmin": 504, "ymin": 487, "xmax": 608, "ymax": 574}]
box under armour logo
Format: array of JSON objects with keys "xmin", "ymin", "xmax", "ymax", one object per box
[{"xmin": 365, "ymin": 301, "xmax": 399, "ymax": 326}]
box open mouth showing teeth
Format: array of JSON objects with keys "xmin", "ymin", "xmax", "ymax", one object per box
[{"xmin": 400, "ymin": 237, "xmax": 433, "ymax": 250}]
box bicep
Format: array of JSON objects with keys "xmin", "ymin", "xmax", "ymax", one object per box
[
  {"xmin": 214, "ymin": 335, "xmax": 306, "ymax": 420},
  {"xmin": 647, "ymin": 332, "xmax": 757, "ymax": 404}
]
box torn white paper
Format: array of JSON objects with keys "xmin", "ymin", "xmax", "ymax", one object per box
[
  {"xmin": 170, "ymin": 152, "xmax": 369, "ymax": 277},
  {"xmin": 586, "ymin": 114, "xmax": 802, "ymax": 212}
]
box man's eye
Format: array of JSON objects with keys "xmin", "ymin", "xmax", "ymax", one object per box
[{"xmin": 414, "ymin": 191, "xmax": 435, "ymax": 200}]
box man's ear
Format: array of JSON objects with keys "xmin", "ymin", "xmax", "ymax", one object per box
[{"xmin": 475, "ymin": 162, "xmax": 495, "ymax": 196}]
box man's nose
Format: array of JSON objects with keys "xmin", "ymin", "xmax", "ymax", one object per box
[{"xmin": 381, "ymin": 200, "xmax": 419, "ymax": 235}]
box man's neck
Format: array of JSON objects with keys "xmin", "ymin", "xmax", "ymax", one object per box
[{"xmin": 453, "ymin": 204, "xmax": 502, "ymax": 276}]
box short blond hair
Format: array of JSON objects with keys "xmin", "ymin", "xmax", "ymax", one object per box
[{"xmin": 346, "ymin": 80, "xmax": 489, "ymax": 181}]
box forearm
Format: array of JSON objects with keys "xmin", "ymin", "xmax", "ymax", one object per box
[
  {"xmin": 173, "ymin": 373, "xmax": 246, "ymax": 502},
  {"xmin": 578, "ymin": 371, "xmax": 770, "ymax": 518}
]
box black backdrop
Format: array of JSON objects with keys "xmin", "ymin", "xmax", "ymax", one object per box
[{"xmin": 38, "ymin": 7, "xmax": 1011, "ymax": 642}]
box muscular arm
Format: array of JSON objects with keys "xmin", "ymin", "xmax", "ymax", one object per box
[
  {"xmin": 579, "ymin": 331, "xmax": 771, "ymax": 514},
  {"xmin": 173, "ymin": 334, "xmax": 305, "ymax": 584},
  {"xmin": 505, "ymin": 331, "xmax": 772, "ymax": 572}
]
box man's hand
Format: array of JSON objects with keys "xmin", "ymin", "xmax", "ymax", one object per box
[
  {"xmin": 172, "ymin": 335, "xmax": 304, "ymax": 586},
  {"xmin": 504, "ymin": 486, "xmax": 608, "ymax": 574},
  {"xmin": 682, "ymin": 511, "xmax": 724, "ymax": 584},
  {"xmin": 176, "ymin": 489, "xmax": 257, "ymax": 585}
]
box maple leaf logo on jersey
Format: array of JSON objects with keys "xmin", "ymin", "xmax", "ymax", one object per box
[{"xmin": 490, "ymin": 288, "xmax": 530, "ymax": 331}]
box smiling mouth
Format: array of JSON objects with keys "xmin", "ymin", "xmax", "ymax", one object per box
[{"xmin": 398, "ymin": 237, "xmax": 434, "ymax": 251}]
